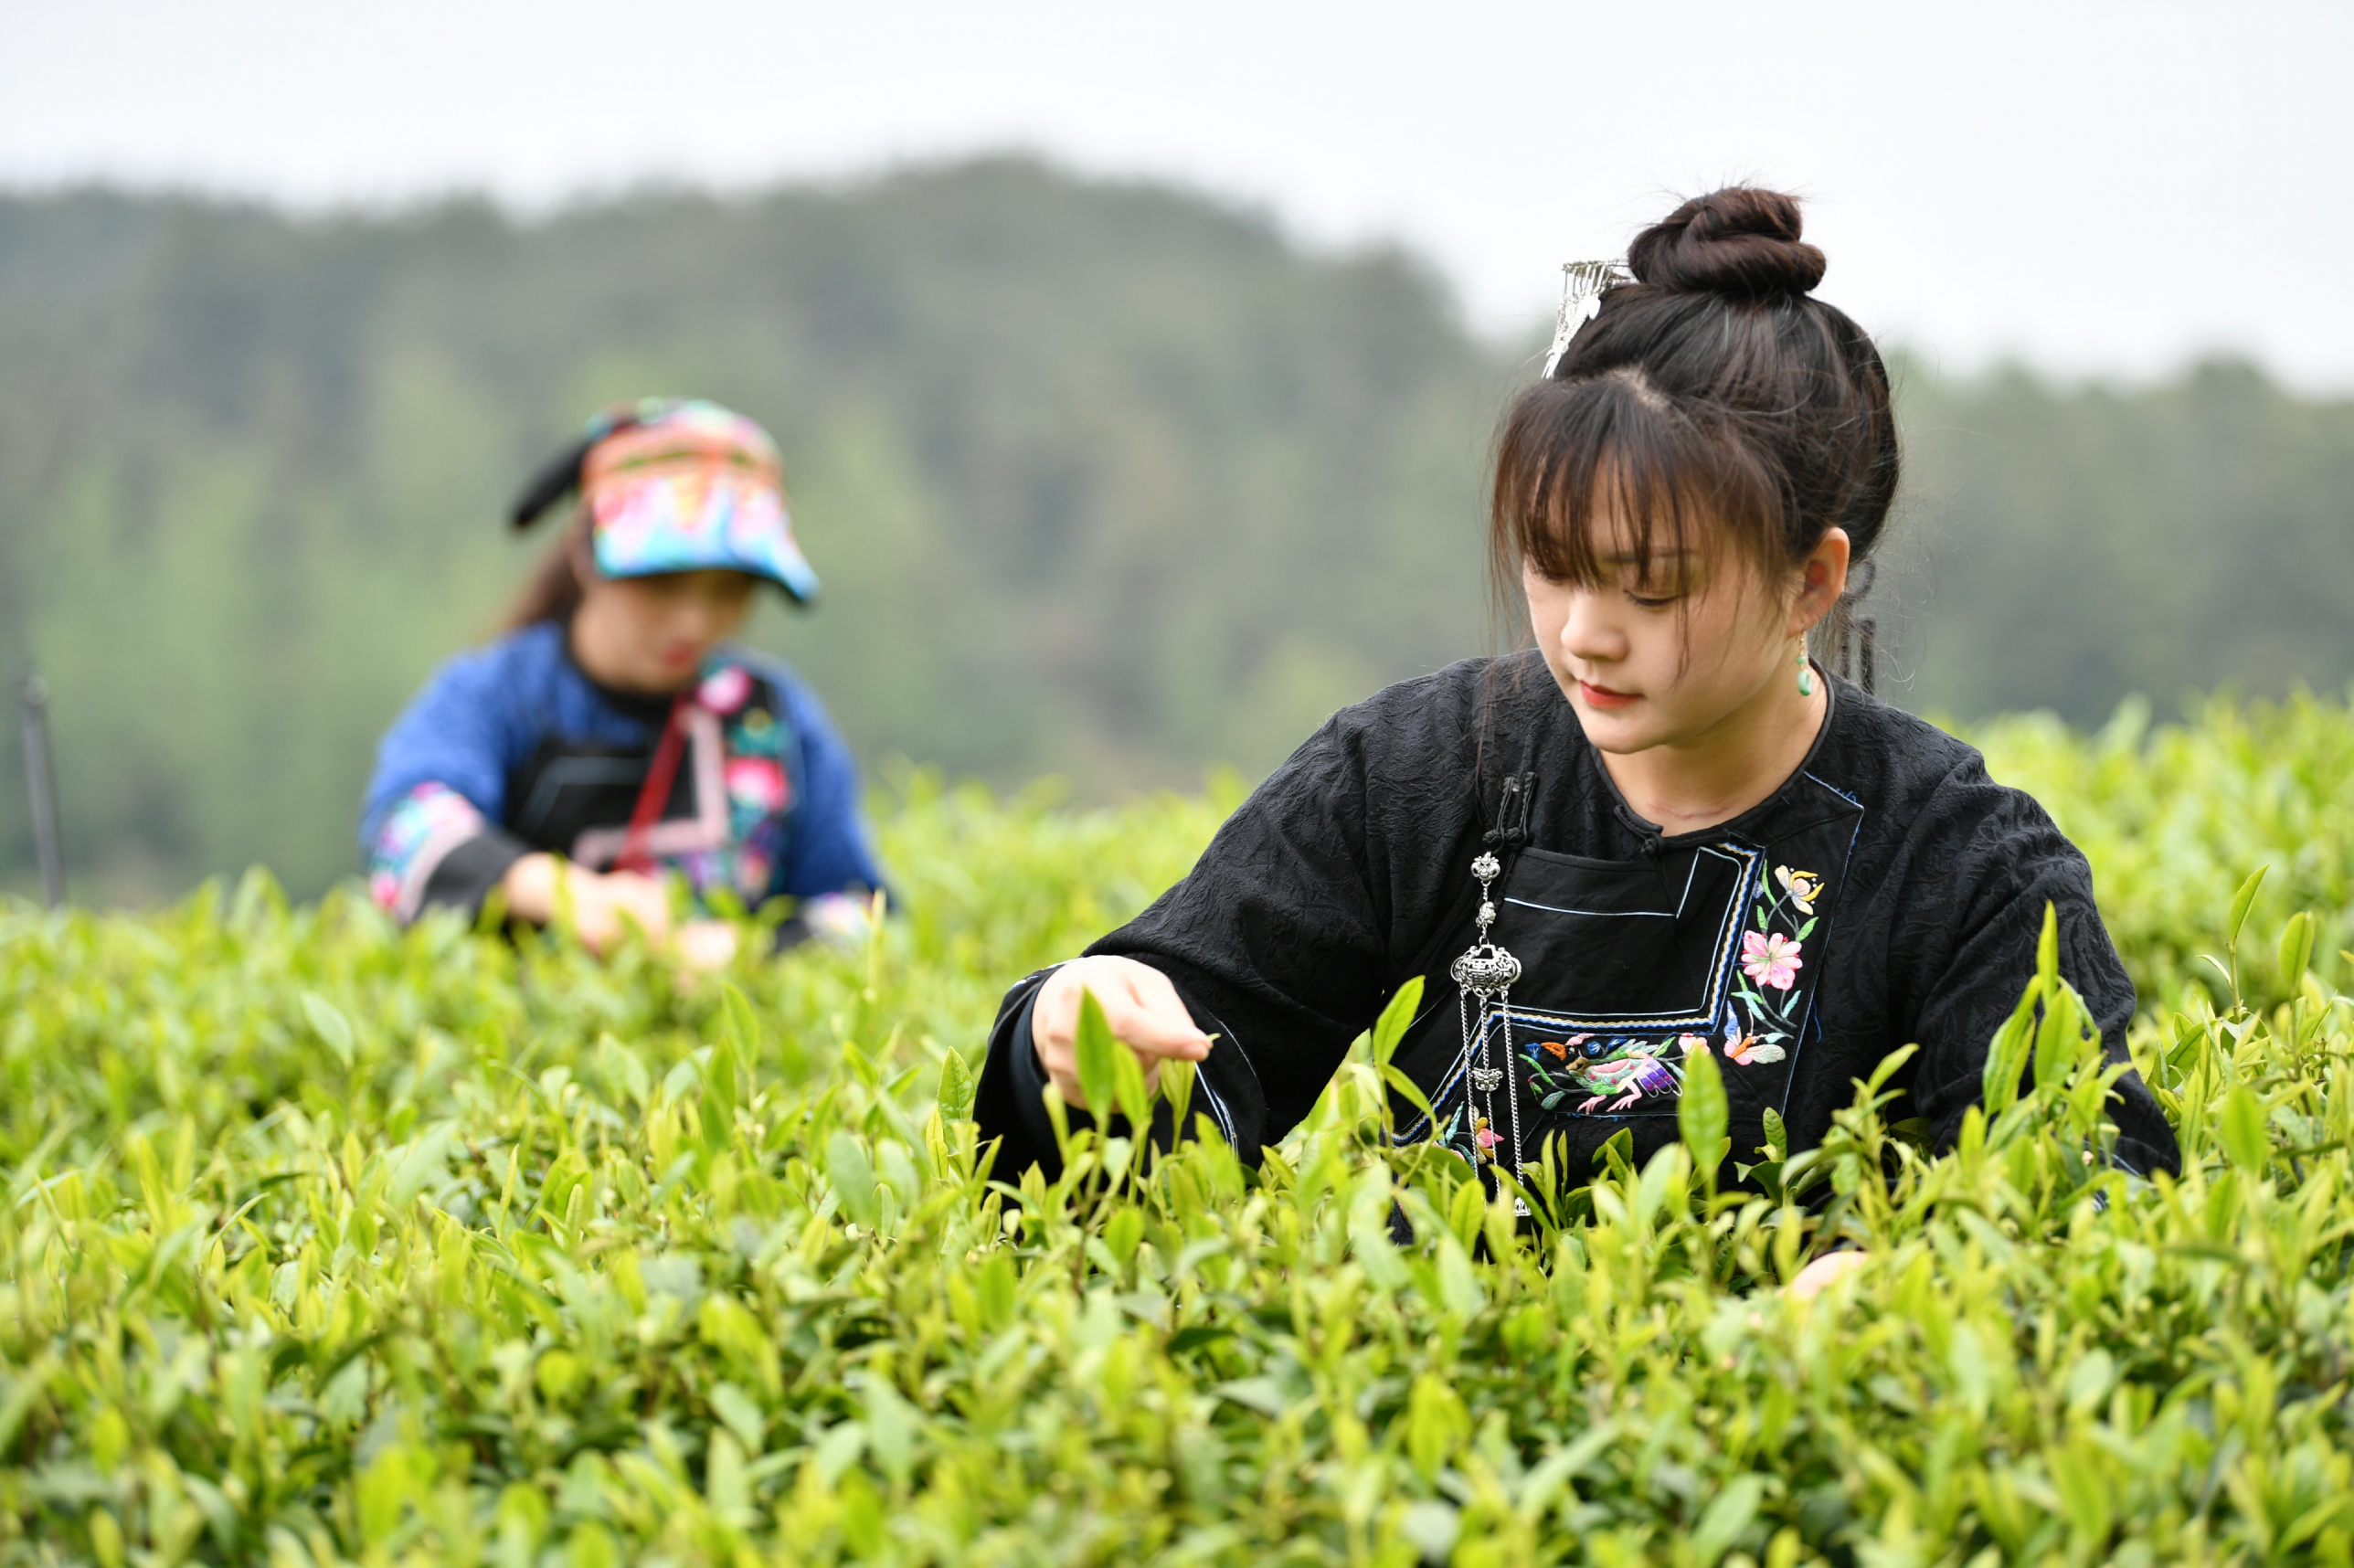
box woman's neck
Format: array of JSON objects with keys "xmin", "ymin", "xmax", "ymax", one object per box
[{"xmin": 1596, "ymin": 662, "xmax": 1829, "ymax": 837}]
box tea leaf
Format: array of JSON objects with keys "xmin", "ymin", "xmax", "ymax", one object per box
[
  {"xmin": 2278, "ymin": 910, "xmax": 2316, "ymax": 987},
  {"xmin": 2219, "ymin": 1085, "xmax": 2270, "ymax": 1172},
  {"xmin": 300, "ymin": 991, "xmax": 355, "ymax": 1068},
  {"xmin": 1691, "ymin": 1474, "xmax": 1766, "ymax": 1566},
  {"xmin": 1075, "ymin": 986, "xmax": 1117, "ymax": 1117},
  {"xmin": 1679, "ymin": 1038, "xmax": 1730, "ymax": 1183},
  {"xmin": 936, "ymin": 1048, "xmax": 976, "ymax": 1124},
  {"xmin": 2228, "ymin": 863, "xmax": 2271, "ymax": 948},
  {"xmin": 1371, "ymin": 975, "xmax": 1425, "ymax": 1068}
]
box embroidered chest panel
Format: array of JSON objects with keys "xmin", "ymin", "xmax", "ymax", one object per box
[
  {"xmin": 504, "ymin": 662, "xmax": 802, "ymax": 907},
  {"xmin": 1393, "ymin": 774, "xmax": 1866, "ymax": 1171}
]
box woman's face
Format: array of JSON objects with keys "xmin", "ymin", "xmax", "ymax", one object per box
[
  {"xmin": 569, "ymin": 569, "xmax": 757, "ymax": 694},
  {"xmin": 1523, "ymin": 512, "xmax": 1848, "ymax": 756}
]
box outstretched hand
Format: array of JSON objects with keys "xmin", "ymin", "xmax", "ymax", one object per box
[
  {"xmin": 1031, "ymin": 956, "xmax": 1214, "ymax": 1113},
  {"xmin": 503, "ymin": 853, "xmax": 673, "ymax": 952}
]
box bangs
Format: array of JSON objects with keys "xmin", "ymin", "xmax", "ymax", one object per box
[{"xmin": 1493, "ymin": 367, "xmax": 1782, "ymax": 602}]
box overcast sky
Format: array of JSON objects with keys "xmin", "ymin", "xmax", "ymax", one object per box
[{"xmin": 3, "ymin": 0, "xmax": 2348, "ymax": 388}]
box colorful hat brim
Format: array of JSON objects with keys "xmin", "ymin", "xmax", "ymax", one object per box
[{"xmin": 588, "ymin": 473, "xmax": 822, "ymax": 605}]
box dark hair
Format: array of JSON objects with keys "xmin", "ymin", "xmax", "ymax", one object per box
[
  {"xmin": 501, "ymin": 506, "xmax": 595, "ymax": 631},
  {"xmin": 1490, "ymin": 187, "xmax": 1898, "ymax": 639}
]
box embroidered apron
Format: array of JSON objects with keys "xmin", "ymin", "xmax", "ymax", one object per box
[{"xmin": 1390, "ymin": 776, "xmax": 1866, "ymax": 1181}]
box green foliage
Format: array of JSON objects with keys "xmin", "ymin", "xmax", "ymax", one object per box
[
  {"xmin": 1895, "ymin": 359, "xmax": 2354, "ymax": 726},
  {"xmin": 1969, "ymin": 691, "xmax": 2354, "ymax": 1012},
  {"xmin": 1, "ymin": 703, "xmax": 2353, "ymax": 1563}
]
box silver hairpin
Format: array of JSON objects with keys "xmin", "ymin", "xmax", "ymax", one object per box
[{"xmin": 1540, "ymin": 259, "xmax": 1633, "ymax": 378}]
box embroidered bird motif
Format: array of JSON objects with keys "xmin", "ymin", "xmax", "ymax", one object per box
[{"xmin": 1570, "ymin": 1047, "xmax": 1675, "ymax": 1113}]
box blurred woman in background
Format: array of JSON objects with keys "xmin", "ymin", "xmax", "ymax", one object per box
[{"xmin": 361, "ymin": 397, "xmax": 883, "ymax": 967}]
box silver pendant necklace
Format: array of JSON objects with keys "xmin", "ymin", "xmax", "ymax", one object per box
[{"xmin": 1448, "ymin": 852, "xmax": 1523, "ymax": 1176}]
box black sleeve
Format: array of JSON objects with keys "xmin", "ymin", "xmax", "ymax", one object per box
[
  {"xmin": 972, "ymin": 680, "xmax": 1494, "ymax": 1179},
  {"xmin": 971, "ymin": 969, "xmax": 1066, "ymax": 1179},
  {"xmin": 1897, "ymin": 773, "xmax": 2180, "ymax": 1177},
  {"xmin": 419, "ymin": 828, "xmax": 531, "ymax": 922},
  {"xmin": 974, "ymin": 971, "xmax": 1049, "ymax": 1180}
]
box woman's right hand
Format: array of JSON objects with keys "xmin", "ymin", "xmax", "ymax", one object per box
[
  {"xmin": 501, "ymin": 853, "xmax": 674, "ymax": 954},
  {"xmin": 1030, "ymin": 956, "xmax": 1214, "ymax": 1114}
]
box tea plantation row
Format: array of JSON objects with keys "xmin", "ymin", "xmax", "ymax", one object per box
[{"xmin": 0, "ymin": 694, "xmax": 2350, "ymax": 1566}]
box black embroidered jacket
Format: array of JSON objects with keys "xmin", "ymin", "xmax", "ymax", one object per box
[{"xmin": 975, "ymin": 654, "xmax": 2180, "ymax": 1185}]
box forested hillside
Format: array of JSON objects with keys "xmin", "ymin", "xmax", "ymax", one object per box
[
  {"xmin": 1896, "ymin": 359, "xmax": 2354, "ymax": 721},
  {"xmin": 0, "ymin": 161, "xmax": 2349, "ymax": 901}
]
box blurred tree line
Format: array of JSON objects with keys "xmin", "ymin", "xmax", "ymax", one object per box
[{"xmin": 0, "ymin": 159, "xmax": 2348, "ymax": 902}]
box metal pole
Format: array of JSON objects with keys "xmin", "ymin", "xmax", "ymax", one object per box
[{"xmin": 19, "ymin": 673, "xmax": 63, "ymax": 908}]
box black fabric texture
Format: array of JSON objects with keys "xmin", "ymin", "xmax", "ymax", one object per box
[
  {"xmin": 503, "ymin": 677, "xmax": 776, "ymax": 854},
  {"xmin": 1003, "ymin": 984, "xmax": 1064, "ymax": 1160},
  {"xmin": 974, "ymin": 653, "xmax": 2181, "ymax": 1187},
  {"xmin": 417, "ymin": 826, "xmax": 532, "ymax": 919}
]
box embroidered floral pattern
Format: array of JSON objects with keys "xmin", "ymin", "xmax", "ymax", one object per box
[
  {"xmin": 1719, "ymin": 862, "xmax": 1824, "ymax": 1075},
  {"xmin": 1506, "ymin": 853, "xmax": 1831, "ymax": 1139},
  {"xmin": 367, "ymin": 782, "xmax": 491, "ymax": 923},
  {"xmin": 638, "ymin": 657, "xmax": 799, "ymax": 910},
  {"xmin": 697, "ymin": 664, "xmax": 753, "ymax": 715},
  {"xmin": 1449, "ymin": 847, "xmax": 1837, "ymax": 1162},
  {"xmin": 1723, "ymin": 1031, "xmax": 1786, "ymax": 1066},
  {"xmin": 1742, "ymin": 929, "xmax": 1805, "ymax": 991},
  {"xmin": 1776, "ymin": 865, "xmax": 1823, "ymax": 913},
  {"xmin": 732, "ymin": 705, "xmax": 781, "ymax": 757},
  {"xmin": 725, "ymin": 756, "xmax": 788, "ymax": 814}
]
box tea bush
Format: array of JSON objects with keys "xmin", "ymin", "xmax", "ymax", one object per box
[
  {"xmin": 0, "ymin": 700, "xmax": 2349, "ymax": 1567},
  {"xmin": 1971, "ymin": 690, "xmax": 2354, "ymax": 1012}
]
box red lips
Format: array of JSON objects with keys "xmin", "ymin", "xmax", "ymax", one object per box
[{"xmin": 1579, "ymin": 680, "xmax": 1638, "ymax": 710}]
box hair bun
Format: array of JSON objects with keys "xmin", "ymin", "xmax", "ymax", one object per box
[{"xmin": 1626, "ymin": 186, "xmax": 1826, "ymax": 299}]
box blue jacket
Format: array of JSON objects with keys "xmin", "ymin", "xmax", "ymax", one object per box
[{"xmin": 361, "ymin": 621, "xmax": 882, "ymax": 923}]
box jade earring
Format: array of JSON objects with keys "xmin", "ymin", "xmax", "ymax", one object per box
[{"xmin": 1797, "ymin": 647, "xmax": 1816, "ymax": 697}]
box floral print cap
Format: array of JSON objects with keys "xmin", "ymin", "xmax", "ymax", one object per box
[{"xmin": 582, "ymin": 400, "xmax": 821, "ymax": 604}]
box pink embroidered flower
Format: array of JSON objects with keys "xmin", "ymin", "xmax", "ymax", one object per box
[
  {"xmin": 1679, "ymin": 1033, "xmax": 1710, "ymax": 1057},
  {"xmin": 1742, "ymin": 930, "xmax": 1804, "ymax": 991},
  {"xmin": 697, "ymin": 664, "xmax": 753, "ymax": 715},
  {"xmin": 724, "ymin": 756, "xmax": 788, "ymax": 813},
  {"xmin": 1473, "ymin": 1123, "xmax": 1500, "ymax": 1155}
]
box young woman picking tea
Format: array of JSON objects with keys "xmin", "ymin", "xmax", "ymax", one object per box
[
  {"xmin": 973, "ymin": 188, "xmax": 2179, "ymax": 1222},
  {"xmin": 362, "ymin": 399, "xmax": 884, "ymax": 967}
]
